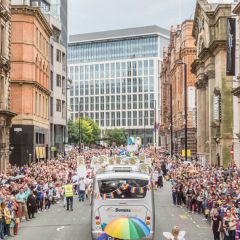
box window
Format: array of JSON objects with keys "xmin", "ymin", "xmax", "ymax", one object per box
[
  {"xmin": 111, "ymin": 96, "xmax": 115, "ymax": 110},
  {"xmin": 139, "ymin": 111, "xmax": 143, "ymax": 126},
  {"xmin": 127, "ymin": 95, "xmax": 131, "ymax": 109},
  {"xmin": 144, "ymin": 94, "xmax": 149, "ymax": 108},
  {"xmin": 139, "ymin": 95, "xmax": 143, "ymax": 109},
  {"xmin": 95, "ymin": 97, "xmax": 99, "ymax": 110},
  {"xmin": 56, "ymin": 74, "xmax": 61, "ymax": 87},
  {"xmin": 122, "ymin": 95, "xmax": 126, "ymax": 110},
  {"xmin": 50, "ymin": 97, "xmax": 53, "ymax": 117},
  {"xmin": 127, "ymin": 112, "xmax": 131, "ymax": 126},
  {"xmin": 117, "ymin": 112, "xmax": 121, "ymax": 126},
  {"xmin": 90, "ymin": 97, "xmax": 94, "ymax": 111},
  {"xmin": 133, "ymin": 78, "xmax": 137, "ymax": 93},
  {"xmin": 62, "ymin": 77, "xmax": 66, "ymax": 95},
  {"xmin": 111, "ymin": 112, "xmax": 115, "ymax": 126},
  {"xmin": 106, "ymin": 96, "xmax": 110, "ymax": 110},
  {"xmin": 1, "ymin": 25, "xmax": 5, "ymax": 56},
  {"xmin": 133, "ymin": 95, "xmax": 137, "ymax": 109},
  {"xmin": 50, "ymin": 71, "xmax": 53, "ymax": 91},
  {"xmin": 101, "ymin": 112, "xmax": 104, "ymax": 127},
  {"xmin": 56, "ymin": 99, "xmax": 61, "ymax": 112},
  {"xmin": 122, "ymin": 112, "xmax": 126, "ymax": 126},
  {"xmin": 50, "ymin": 45, "xmax": 54, "ymax": 65},
  {"xmin": 106, "ymin": 112, "xmax": 110, "ymax": 126},
  {"xmin": 117, "ymin": 95, "xmax": 120, "ymax": 109},
  {"xmin": 133, "ymin": 111, "xmax": 137, "ymax": 126},
  {"xmin": 56, "ymin": 49, "xmax": 61, "ymax": 62},
  {"xmin": 101, "ymin": 96, "xmax": 104, "ymax": 110}
]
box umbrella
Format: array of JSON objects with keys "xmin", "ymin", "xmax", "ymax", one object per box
[
  {"xmin": 97, "ymin": 233, "xmax": 114, "ymax": 240},
  {"xmin": 104, "ymin": 217, "xmax": 150, "ymax": 240}
]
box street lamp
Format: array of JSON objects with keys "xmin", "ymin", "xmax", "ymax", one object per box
[
  {"xmin": 151, "ymin": 99, "xmax": 157, "ymax": 152},
  {"xmin": 78, "ymin": 102, "xmax": 82, "ymax": 152},
  {"xmin": 176, "ymin": 60, "xmax": 188, "ymax": 162}
]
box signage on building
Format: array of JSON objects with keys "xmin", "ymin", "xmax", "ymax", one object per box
[
  {"xmin": 226, "ymin": 17, "xmax": 236, "ymax": 76},
  {"xmin": 188, "ymin": 87, "xmax": 196, "ymax": 111},
  {"xmin": 214, "ymin": 95, "xmax": 220, "ymax": 121},
  {"xmin": 182, "ymin": 149, "xmax": 191, "ymax": 157}
]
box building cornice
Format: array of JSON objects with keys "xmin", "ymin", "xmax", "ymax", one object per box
[
  {"xmin": 10, "ymin": 80, "xmax": 51, "ymax": 96},
  {"xmin": 11, "ymin": 5, "xmax": 52, "ymax": 37},
  {"xmin": 191, "ymin": 58, "xmax": 203, "ymax": 74},
  {"xmin": 233, "ymin": 2, "xmax": 240, "ymax": 14}
]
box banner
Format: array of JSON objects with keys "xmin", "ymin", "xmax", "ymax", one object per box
[{"xmin": 226, "ymin": 17, "xmax": 236, "ymax": 76}]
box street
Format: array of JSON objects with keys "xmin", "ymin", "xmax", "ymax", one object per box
[{"xmin": 14, "ymin": 183, "xmax": 213, "ymax": 240}]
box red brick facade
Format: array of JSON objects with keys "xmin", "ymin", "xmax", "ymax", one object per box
[{"xmin": 160, "ymin": 21, "xmax": 197, "ymax": 157}]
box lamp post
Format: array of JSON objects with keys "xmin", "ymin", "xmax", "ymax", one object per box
[
  {"xmin": 153, "ymin": 100, "xmax": 157, "ymax": 152},
  {"xmin": 78, "ymin": 102, "xmax": 82, "ymax": 152},
  {"xmin": 176, "ymin": 61, "xmax": 188, "ymax": 162}
]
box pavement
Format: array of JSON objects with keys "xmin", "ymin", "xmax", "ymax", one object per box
[{"xmin": 14, "ymin": 183, "xmax": 213, "ymax": 240}]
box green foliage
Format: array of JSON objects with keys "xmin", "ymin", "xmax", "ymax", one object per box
[
  {"xmin": 67, "ymin": 118, "xmax": 100, "ymax": 145},
  {"xmin": 105, "ymin": 128, "xmax": 128, "ymax": 146}
]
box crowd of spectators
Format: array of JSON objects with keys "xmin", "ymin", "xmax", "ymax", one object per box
[
  {"xmin": 165, "ymin": 156, "xmax": 240, "ymax": 240},
  {"xmin": 0, "ymin": 147, "xmax": 109, "ymax": 239}
]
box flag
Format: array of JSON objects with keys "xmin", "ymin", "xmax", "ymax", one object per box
[
  {"xmin": 131, "ymin": 187, "xmax": 137, "ymax": 194},
  {"xmin": 139, "ymin": 187, "xmax": 145, "ymax": 194}
]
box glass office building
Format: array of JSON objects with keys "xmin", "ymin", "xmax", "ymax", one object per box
[{"xmin": 68, "ymin": 26, "xmax": 169, "ymax": 145}]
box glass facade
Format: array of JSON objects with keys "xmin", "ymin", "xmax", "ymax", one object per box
[
  {"xmin": 68, "ymin": 36, "xmax": 167, "ymax": 64},
  {"xmin": 68, "ymin": 30, "xmax": 169, "ymax": 144}
]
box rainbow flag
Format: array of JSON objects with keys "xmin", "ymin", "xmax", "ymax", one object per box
[
  {"xmin": 131, "ymin": 187, "xmax": 137, "ymax": 193},
  {"xmin": 139, "ymin": 187, "xmax": 145, "ymax": 194}
]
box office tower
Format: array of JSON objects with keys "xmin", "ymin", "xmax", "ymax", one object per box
[{"xmin": 68, "ymin": 26, "xmax": 169, "ymax": 146}]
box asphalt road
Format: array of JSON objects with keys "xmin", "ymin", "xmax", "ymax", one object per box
[{"xmin": 14, "ymin": 183, "xmax": 213, "ymax": 240}]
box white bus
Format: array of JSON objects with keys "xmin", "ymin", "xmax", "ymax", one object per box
[{"xmin": 91, "ymin": 166, "xmax": 155, "ymax": 239}]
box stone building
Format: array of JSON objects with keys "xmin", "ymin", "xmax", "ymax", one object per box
[
  {"xmin": 192, "ymin": 0, "xmax": 235, "ymax": 166},
  {"xmin": 9, "ymin": 4, "xmax": 52, "ymax": 166},
  {"xmin": 160, "ymin": 20, "xmax": 197, "ymax": 157},
  {"xmin": 0, "ymin": 0, "xmax": 16, "ymax": 172},
  {"xmin": 232, "ymin": 3, "xmax": 240, "ymax": 166}
]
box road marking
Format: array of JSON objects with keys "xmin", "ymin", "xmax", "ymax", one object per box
[
  {"xmin": 56, "ymin": 226, "xmax": 65, "ymax": 232},
  {"xmin": 179, "ymin": 214, "xmax": 187, "ymax": 219}
]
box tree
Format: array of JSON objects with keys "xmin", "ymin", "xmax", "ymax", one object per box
[
  {"xmin": 105, "ymin": 128, "xmax": 128, "ymax": 146},
  {"xmin": 84, "ymin": 117, "xmax": 101, "ymax": 143},
  {"xmin": 68, "ymin": 120, "xmax": 79, "ymax": 144},
  {"xmin": 67, "ymin": 118, "xmax": 100, "ymax": 145}
]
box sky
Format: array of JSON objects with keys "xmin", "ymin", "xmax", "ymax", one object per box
[{"xmin": 68, "ymin": 0, "xmax": 197, "ymax": 35}]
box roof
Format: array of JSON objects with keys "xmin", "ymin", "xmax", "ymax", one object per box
[
  {"xmin": 96, "ymin": 172, "xmax": 150, "ymax": 180},
  {"xmin": 69, "ymin": 25, "xmax": 170, "ymax": 43}
]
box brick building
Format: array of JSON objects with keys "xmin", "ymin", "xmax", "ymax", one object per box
[
  {"xmin": 160, "ymin": 20, "xmax": 197, "ymax": 157},
  {"xmin": 0, "ymin": 0, "xmax": 16, "ymax": 172},
  {"xmin": 10, "ymin": 4, "xmax": 52, "ymax": 166}
]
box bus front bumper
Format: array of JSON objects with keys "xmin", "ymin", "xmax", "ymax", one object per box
[{"xmin": 92, "ymin": 231, "xmax": 154, "ymax": 240}]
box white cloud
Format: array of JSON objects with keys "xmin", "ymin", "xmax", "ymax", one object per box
[{"xmin": 68, "ymin": 0, "xmax": 196, "ymax": 35}]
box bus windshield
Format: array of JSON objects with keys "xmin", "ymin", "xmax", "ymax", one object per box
[{"xmin": 98, "ymin": 179, "xmax": 149, "ymax": 199}]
